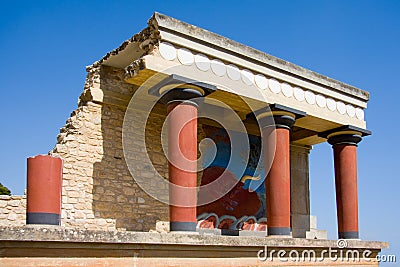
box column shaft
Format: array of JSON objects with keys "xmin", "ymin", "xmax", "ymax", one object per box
[
  {"xmin": 167, "ymin": 102, "xmax": 198, "ymax": 231},
  {"xmin": 263, "ymin": 127, "xmax": 291, "ymax": 236},
  {"xmin": 333, "ymin": 143, "xmax": 359, "ymax": 239},
  {"xmin": 27, "ymin": 155, "xmax": 62, "ymax": 225}
]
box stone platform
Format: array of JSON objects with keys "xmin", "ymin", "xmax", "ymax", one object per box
[{"xmin": 0, "ymin": 226, "xmax": 388, "ymax": 266}]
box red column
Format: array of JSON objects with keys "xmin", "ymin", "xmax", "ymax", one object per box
[
  {"xmin": 265, "ymin": 127, "xmax": 291, "ymax": 235},
  {"xmin": 166, "ymin": 99, "xmax": 199, "ymax": 232},
  {"xmin": 329, "ymin": 134, "xmax": 361, "ymax": 239},
  {"xmin": 27, "ymin": 155, "xmax": 62, "ymax": 225},
  {"xmin": 261, "ymin": 112, "xmax": 297, "ymax": 236}
]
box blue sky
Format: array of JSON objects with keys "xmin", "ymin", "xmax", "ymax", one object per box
[{"xmin": 0, "ymin": 0, "xmax": 398, "ymax": 262}]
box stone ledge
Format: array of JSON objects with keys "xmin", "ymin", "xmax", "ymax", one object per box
[{"xmin": 0, "ymin": 226, "xmax": 388, "ymax": 250}]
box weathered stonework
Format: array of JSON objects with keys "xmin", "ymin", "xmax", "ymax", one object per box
[
  {"xmin": 0, "ymin": 226, "xmax": 388, "ymax": 267},
  {"xmin": 49, "ymin": 66, "xmax": 172, "ymax": 231},
  {"xmin": 0, "ymin": 196, "xmax": 26, "ymax": 227},
  {"xmin": 43, "ymin": 61, "xmax": 212, "ymax": 231}
]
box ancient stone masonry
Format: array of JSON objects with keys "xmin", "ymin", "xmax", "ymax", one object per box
[
  {"xmin": 0, "ymin": 195, "xmax": 26, "ymax": 227},
  {"xmin": 49, "ymin": 65, "xmax": 172, "ymax": 231}
]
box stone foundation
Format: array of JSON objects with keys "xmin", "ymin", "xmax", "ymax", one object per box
[{"xmin": 0, "ymin": 226, "xmax": 388, "ymax": 267}]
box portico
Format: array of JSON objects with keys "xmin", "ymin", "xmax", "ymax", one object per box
[
  {"xmin": 1, "ymin": 12, "xmax": 388, "ymax": 267},
  {"xmin": 117, "ymin": 13, "xmax": 371, "ymax": 239}
]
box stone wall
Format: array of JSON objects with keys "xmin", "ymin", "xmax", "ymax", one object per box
[
  {"xmin": 49, "ymin": 65, "xmax": 171, "ymax": 231},
  {"xmin": 0, "ymin": 195, "xmax": 26, "ymax": 227}
]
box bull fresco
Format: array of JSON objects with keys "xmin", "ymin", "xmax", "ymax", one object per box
[{"xmin": 197, "ymin": 125, "xmax": 267, "ymax": 231}]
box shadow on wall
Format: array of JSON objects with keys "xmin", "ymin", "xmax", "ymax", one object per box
[{"xmin": 91, "ymin": 66, "xmax": 169, "ymax": 231}]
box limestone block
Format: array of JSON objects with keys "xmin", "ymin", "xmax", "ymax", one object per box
[
  {"xmin": 239, "ymin": 230, "xmax": 267, "ymax": 237},
  {"xmin": 197, "ymin": 228, "xmax": 222, "ymax": 235},
  {"xmin": 306, "ymin": 229, "xmax": 328, "ymax": 240},
  {"xmin": 155, "ymin": 221, "xmax": 169, "ymax": 232},
  {"xmin": 8, "ymin": 200, "xmax": 20, "ymax": 207},
  {"xmin": 310, "ymin": 215, "xmax": 317, "ymax": 229}
]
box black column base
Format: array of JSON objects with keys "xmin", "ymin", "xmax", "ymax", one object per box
[
  {"xmin": 268, "ymin": 227, "xmax": 291, "ymax": 236},
  {"xmin": 26, "ymin": 212, "xmax": 60, "ymax": 225},
  {"xmin": 170, "ymin": 221, "xmax": 196, "ymax": 231},
  {"xmin": 339, "ymin": 231, "xmax": 359, "ymax": 239}
]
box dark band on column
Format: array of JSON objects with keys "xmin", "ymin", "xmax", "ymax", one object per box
[
  {"xmin": 268, "ymin": 227, "xmax": 291, "ymax": 236},
  {"xmin": 26, "ymin": 212, "xmax": 61, "ymax": 225},
  {"xmin": 339, "ymin": 231, "xmax": 359, "ymax": 239},
  {"xmin": 170, "ymin": 221, "xmax": 196, "ymax": 231}
]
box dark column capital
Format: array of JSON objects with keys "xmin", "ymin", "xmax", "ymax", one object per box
[
  {"xmin": 319, "ymin": 125, "xmax": 371, "ymax": 147},
  {"xmin": 255, "ymin": 104, "xmax": 306, "ymax": 130},
  {"xmin": 328, "ymin": 134, "xmax": 362, "ymax": 146},
  {"xmin": 148, "ymin": 74, "xmax": 216, "ymax": 105},
  {"xmin": 161, "ymin": 88, "xmax": 203, "ymax": 106}
]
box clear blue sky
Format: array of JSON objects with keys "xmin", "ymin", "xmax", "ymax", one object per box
[{"xmin": 0, "ymin": 0, "xmax": 398, "ymax": 262}]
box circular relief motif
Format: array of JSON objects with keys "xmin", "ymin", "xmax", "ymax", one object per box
[
  {"xmin": 159, "ymin": 42, "xmax": 177, "ymax": 61},
  {"xmin": 327, "ymin": 98, "xmax": 336, "ymax": 111},
  {"xmin": 195, "ymin": 53, "xmax": 211, "ymax": 71},
  {"xmin": 305, "ymin": 91, "xmax": 316, "ymax": 105},
  {"xmin": 269, "ymin": 78, "xmax": 281, "ymax": 94},
  {"xmin": 241, "ymin": 69, "xmax": 254, "ymax": 86},
  {"xmin": 177, "ymin": 48, "xmax": 194, "ymax": 65},
  {"xmin": 346, "ymin": 104, "xmax": 356, "ymax": 117},
  {"xmin": 355, "ymin": 108, "xmax": 364, "ymax": 120},
  {"xmin": 255, "ymin": 74, "xmax": 268, "ymax": 90},
  {"xmin": 281, "ymin": 83, "xmax": 293, "ymax": 97},
  {"xmin": 227, "ymin": 64, "xmax": 241, "ymax": 81},
  {"xmin": 337, "ymin": 101, "xmax": 346, "ymax": 114},
  {"xmin": 211, "ymin": 59, "xmax": 226, "ymax": 77},
  {"xmin": 316, "ymin": 94, "xmax": 327, "ymax": 108},
  {"xmin": 293, "ymin": 87, "xmax": 305, "ymax": 101}
]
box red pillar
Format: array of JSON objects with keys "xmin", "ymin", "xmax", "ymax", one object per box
[
  {"xmin": 158, "ymin": 86, "xmax": 205, "ymax": 232},
  {"xmin": 260, "ymin": 110, "xmax": 301, "ymax": 236},
  {"xmin": 264, "ymin": 127, "xmax": 291, "ymax": 235},
  {"xmin": 328, "ymin": 134, "xmax": 362, "ymax": 239},
  {"xmin": 27, "ymin": 155, "xmax": 62, "ymax": 225},
  {"xmin": 151, "ymin": 76, "xmax": 215, "ymax": 232},
  {"xmin": 167, "ymin": 101, "xmax": 198, "ymax": 231}
]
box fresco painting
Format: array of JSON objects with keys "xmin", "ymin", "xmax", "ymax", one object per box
[{"xmin": 197, "ymin": 125, "xmax": 267, "ymax": 231}]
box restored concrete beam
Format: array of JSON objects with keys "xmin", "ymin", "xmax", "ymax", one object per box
[{"xmin": 153, "ymin": 12, "xmax": 369, "ymax": 102}]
